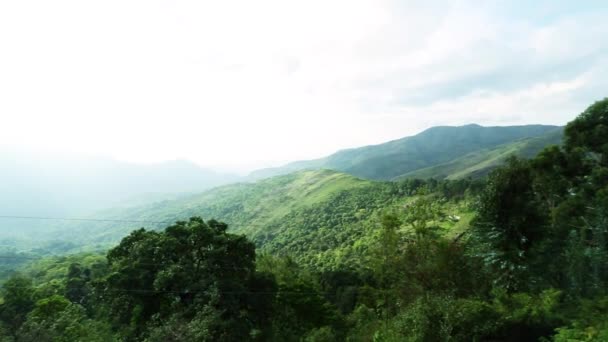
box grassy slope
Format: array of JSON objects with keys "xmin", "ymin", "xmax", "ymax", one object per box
[
  {"xmin": 51, "ymin": 170, "xmax": 471, "ymax": 268},
  {"xmin": 249, "ymin": 124, "xmax": 561, "ymax": 181},
  {"xmin": 52, "ymin": 170, "xmax": 371, "ymax": 245},
  {"xmin": 397, "ymin": 128, "xmax": 563, "ymax": 180}
]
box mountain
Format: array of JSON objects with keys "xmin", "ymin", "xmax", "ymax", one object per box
[
  {"xmin": 49, "ymin": 170, "xmax": 371, "ymax": 241},
  {"xmin": 249, "ymin": 124, "xmax": 563, "ymax": 181},
  {"xmin": 1, "ymin": 123, "xmax": 562, "ymax": 225},
  {"xmin": 2, "ymin": 124, "xmax": 563, "ymax": 258},
  {"xmin": 46, "ymin": 170, "xmax": 473, "ymax": 269},
  {"xmin": 397, "ymin": 127, "xmax": 564, "ymax": 180},
  {"xmin": 0, "ymin": 148, "xmax": 239, "ymax": 221}
]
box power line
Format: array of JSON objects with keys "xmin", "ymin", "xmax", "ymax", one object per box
[
  {"xmin": 0, "ymin": 214, "xmax": 273, "ymax": 227},
  {"xmin": 0, "ymin": 255, "xmax": 39, "ymax": 260},
  {"xmin": 0, "ymin": 215, "xmax": 175, "ymax": 225}
]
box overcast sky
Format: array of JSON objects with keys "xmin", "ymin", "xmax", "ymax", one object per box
[{"xmin": 1, "ymin": 0, "xmax": 606, "ymax": 172}]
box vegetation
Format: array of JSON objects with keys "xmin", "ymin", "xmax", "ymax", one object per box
[
  {"xmin": 398, "ymin": 128, "xmax": 563, "ymax": 180},
  {"xmin": 0, "ymin": 153, "xmax": 238, "ymax": 252},
  {"xmin": 42, "ymin": 170, "xmax": 477, "ymax": 263},
  {"xmin": 0, "ymin": 124, "xmax": 562, "ymax": 255},
  {"xmin": 249, "ymin": 124, "xmax": 562, "ymax": 181},
  {"xmin": 1, "ymin": 98, "xmax": 607, "ymax": 340}
]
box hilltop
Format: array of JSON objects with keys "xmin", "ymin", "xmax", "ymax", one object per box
[{"xmin": 249, "ymin": 124, "xmax": 563, "ymax": 181}]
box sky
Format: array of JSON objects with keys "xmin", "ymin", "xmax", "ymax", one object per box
[{"xmin": 0, "ymin": 0, "xmax": 607, "ymax": 173}]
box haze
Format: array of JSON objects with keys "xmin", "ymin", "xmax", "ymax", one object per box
[{"xmin": 1, "ymin": 0, "xmax": 606, "ymax": 172}]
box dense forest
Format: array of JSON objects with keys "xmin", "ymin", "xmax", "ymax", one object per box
[{"xmin": 1, "ymin": 98, "xmax": 607, "ymax": 341}]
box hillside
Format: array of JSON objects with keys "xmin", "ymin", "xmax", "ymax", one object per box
[
  {"xmin": 3, "ymin": 99, "xmax": 608, "ymax": 341},
  {"xmin": 46, "ymin": 170, "xmax": 472, "ymax": 268},
  {"xmin": 398, "ymin": 127, "xmax": 564, "ymax": 180},
  {"xmin": 0, "ymin": 124, "xmax": 563, "ymax": 260},
  {"xmin": 249, "ymin": 124, "xmax": 562, "ymax": 181}
]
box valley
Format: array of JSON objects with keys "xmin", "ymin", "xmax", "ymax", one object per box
[{"xmin": 1, "ymin": 102, "xmax": 607, "ymax": 341}]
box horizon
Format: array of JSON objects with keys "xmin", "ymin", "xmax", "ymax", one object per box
[
  {"xmin": 1, "ymin": 1, "xmax": 606, "ymax": 171},
  {"xmin": 2, "ymin": 121, "xmax": 565, "ymax": 174}
]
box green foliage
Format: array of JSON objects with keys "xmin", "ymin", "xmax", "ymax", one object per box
[
  {"xmin": 52, "ymin": 171, "xmax": 476, "ymax": 273},
  {"xmin": 402, "ymin": 189, "xmax": 444, "ymax": 239},
  {"xmin": 257, "ymin": 255, "xmax": 342, "ymax": 340},
  {"xmin": 471, "ymin": 157, "xmax": 547, "ymax": 291},
  {"xmin": 251, "ymin": 124, "xmax": 561, "ymax": 181},
  {"xmin": 2, "ymin": 98, "xmax": 608, "ymax": 341},
  {"xmin": 553, "ymin": 297, "xmax": 608, "ymax": 341},
  {"xmin": 375, "ymin": 295, "xmax": 500, "ymax": 342},
  {"xmin": 100, "ymin": 217, "xmax": 271, "ymax": 340},
  {"xmin": 564, "ymin": 97, "xmax": 608, "ymax": 165},
  {"xmin": 17, "ymin": 298, "xmax": 115, "ymax": 342},
  {"xmin": 304, "ymin": 326, "xmax": 337, "ymax": 341},
  {"xmin": 28, "ymin": 295, "xmax": 70, "ymax": 320},
  {"xmin": 400, "ymin": 128, "xmax": 564, "ymax": 181},
  {"xmin": 0, "ymin": 275, "xmax": 34, "ymax": 334}
]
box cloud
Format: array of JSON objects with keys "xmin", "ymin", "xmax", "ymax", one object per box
[
  {"xmin": 339, "ymin": 2, "xmax": 608, "ymax": 133},
  {"xmin": 0, "ymin": 0, "xmax": 606, "ymax": 171}
]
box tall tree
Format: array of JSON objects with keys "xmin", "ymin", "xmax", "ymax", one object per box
[
  {"xmin": 471, "ymin": 157, "xmax": 547, "ymax": 291},
  {"xmin": 100, "ymin": 217, "xmax": 274, "ymax": 341}
]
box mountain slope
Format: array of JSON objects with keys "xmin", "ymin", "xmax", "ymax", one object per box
[
  {"xmin": 249, "ymin": 124, "xmax": 562, "ymax": 181},
  {"xmin": 45, "ymin": 170, "xmax": 472, "ymax": 269},
  {"xmin": 52, "ymin": 170, "xmax": 372, "ymax": 242},
  {"xmin": 398, "ymin": 127, "xmax": 564, "ymax": 180}
]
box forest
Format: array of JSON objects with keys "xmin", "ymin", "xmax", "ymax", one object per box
[{"xmin": 0, "ymin": 98, "xmax": 607, "ymax": 341}]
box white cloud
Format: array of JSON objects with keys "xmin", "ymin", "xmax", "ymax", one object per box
[{"xmin": 0, "ymin": 0, "xmax": 606, "ymax": 171}]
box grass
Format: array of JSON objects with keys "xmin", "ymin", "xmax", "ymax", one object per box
[{"xmin": 397, "ymin": 130, "xmax": 562, "ymax": 180}]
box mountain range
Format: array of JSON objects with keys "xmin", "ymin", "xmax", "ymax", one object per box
[
  {"xmin": 0, "ymin": 149, "xmax": 238, "ymax": 219},
  {"xmin": 0, "ymin": 123, "xmax": 564, "ymax": 253},
  {"xmin": 248, "ymin": 124, "xmax": 563, "ymax": 181}
]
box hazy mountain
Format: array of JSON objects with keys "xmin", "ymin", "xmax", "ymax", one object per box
[
  {"xmin": 0, "ymin": 124, "xmax": 564, "ymax": 251},
  {"xmin": 0, "ymin": 148, "xmax": 239, "ymax": 221},
  {"xmin": 248, "ymin": 124, "xmax": 563, "ymax": 181}
]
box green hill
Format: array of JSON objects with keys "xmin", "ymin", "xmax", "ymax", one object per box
[
  {"xmin": 48, "ymin": 170, "xmax": 472, "ymax": 268},
  {"xmin": 4, "ymin": 125, "xmax": 563, "ymax": 266},
  {"xmin": 249, "ymin": 124, "xmax": 562, "ymax": 181},
  {"xmin": 398, "ymin": 127, "xmax": 564, "ymax": 180}
]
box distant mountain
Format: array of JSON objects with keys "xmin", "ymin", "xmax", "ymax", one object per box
[
  {"xmin": 14, "ymin": 123, "xmax": 563, "ymax": 257},
  {"xmin": 1, "ymin": 124, "xmax": 565, "ymax": 255},
  {"xmin": 0, "ymin": 148, "xmax": 239, "ymax": 221},
  {"xmin": 397, "ymin": 127, "xmax": 564, "ymax": 180},
  {"xmin": 249, "ymin": 124, "xmax": 563, "ymax": 181}
]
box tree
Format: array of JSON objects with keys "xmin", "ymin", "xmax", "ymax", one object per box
[
  {"xmin": 16, "ymin": 295, "xmax": 114, "ymax": 342},
  {"xmin": 100, "ymin": 217, "xmax": 274, "ymax": 341},
  {"xmin": 257, "ymin": 255, "xmax": 340, "ymax": 341},
  {"xmin": 564, "ymin": 97, "xmax": 608, "ymax": 166},
  {"xmin": 65, "ymin": 263, "xmax": 90, "ymax": 307},
  {"xmin": 0, "ymin": 275, "xmax": 35, "ymax": 335},
  {"xmin": 403, "ymin": 187, "xmax": 443, "ymax": 240},
  {"xmin": 471, "ymin": 157, "xmax": 547, "ymax": 291}
]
